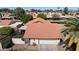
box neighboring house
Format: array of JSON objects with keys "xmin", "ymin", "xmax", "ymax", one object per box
[
  {"xmin": 0, "ymin": 19, "xmax": 22, "ymax": 29},
  {"xmin": 26, "ymin": 12, "xmax": 37, "ymax": 19},
  {"xmin": 9, "ymin": 22, "xmax": 23, "ymax": 29},
  {"xmin": 2, "ymin": 15, "xmax": 12, "ymax": 20},
  {"xmin": 0, "ymin": 20, "xmax": 13, "ymax": 27},
  {"xmin": 47, "ymin": 12, "xmax": 53, "ymax": 19},
  {"xmin": 1, "ymin": 12, "xmax": 13, "ymax": 20},
  {"xmin": 23, "ymin": 18, "xmax": 63, "ymax": 45},
  {"xmin": 31, "ymin": 12, "xmax": 37, "ymax": 19},
  {"xmin": 75, "ymin": 13, "xmax": 79, "ymax": 18},
  {"xmin": 60, "ymin": 15, "xmax": 76, "ymax": 18}
]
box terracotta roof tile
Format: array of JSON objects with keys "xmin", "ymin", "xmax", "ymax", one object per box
[
  {"xmin": 0, "ymin": 20, "xmax": 12, "ymax": 26},
  {"xmin": 23, "ymin": 18, "xmax": 62, "ymax": 39}
]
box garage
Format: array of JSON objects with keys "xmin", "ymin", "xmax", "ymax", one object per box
[
  {"xmin": 39, "ymin": 39, "xmax": 60, "ymax": 45},
  {"xmin": 30, "ymin": 39, "xmax": 60, "ymax": 45}
]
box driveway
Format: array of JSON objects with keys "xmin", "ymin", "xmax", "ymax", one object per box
[
  {"xmin": 38, "ymin": 44, "xmax": 65, "ymax": 51},
  {"xmin": 3, "ymin": 44, "xmax": 65, "ymax": 51}
]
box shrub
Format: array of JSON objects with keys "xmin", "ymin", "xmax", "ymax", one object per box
[
  {"xmin": 37, "ymin": 13, "xmax": 47, "ymax": 19},
  {"xmin": 0, "ymin": 27, "xmax": 14, "ymax": 35}
]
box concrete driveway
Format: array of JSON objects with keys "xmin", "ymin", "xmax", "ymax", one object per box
[
  {"xmin": 38, "ymin": 44, "xmax": 65, "ymax": 51},
  {"xmin": 3, "ymin": 44, "xmax": 65, "ymax": 51}
]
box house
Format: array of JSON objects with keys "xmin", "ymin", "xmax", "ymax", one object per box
[
  {"xmin": 1, "ymin": 12, "xmax": 15, "ymax": 20},
  {"xmin": 60, "ymin": 14, "xmax": 76, "ymax": 18},
  {"xmin": 0, "ymin": 20, "xmax": 13, "ymax": 27},
  {"xmin": 26, "ymin": 12, "xmax": 37, "ymax": 19},
  {"xmin": 47, "ymin": 12, "xmax": 53, "ymax": 19},
  {"xmin": 23, "ymin": 18, "xmax": 63, "ymax": 45},
  {"xmin": 75, "ymin": 13, "xmax": 79, "ymax": 18},
  {"xmin": 9, "ymin": 22, "xmax": 23, "ymax": 29},
  {"xmin": 1, "ymin": 12, "xmax": 11, "ymax": 20}
]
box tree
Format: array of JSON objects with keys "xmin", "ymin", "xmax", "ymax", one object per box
[
  {"xmin": 37, "ymin": 13, "xmax": 47, "ymax": 19},
  {"xmin": 57, "ymin": 7, "xmax": 60, "ymax": 10},
  {"xmin": 0, "ymin": 27, "xmax": 14, "ymax": 35},
  {"xmin": 64, "ymin": 7, "xmax": 69, "ymax": 14},
  {"xmin": 14, "ymin": 7, "xmax": 25, "ymax": 19},
  {"xmin": 57, "ymin": 7, "xmax": 60, "ymax": 12},
  {"xmin": 31, "ymin": 9, "xmax": 36, "ymax": 12},
  {"xmin": 14, "ymin": 7, "xmax": 33, "ymax": 23},
  {"xmin": 20, "ymin": 14, "xmax": 33, "ymax": 23},
  {"xmin": 0, "ymin": 27, "xmax": 14, "ymax": 48},
  {"xmin": 37, "ymin": 9, "xmax": 42, "ymax": 12},
  {"xmin": 76, "ymin": 8, "xmax": 79, "ymax": 12},
  {"xmin": 61, "ymin": 18, "xmax": 79, "ymax": 51},
  {"xmin": 49, "ymin": 9, "xmax": 53, "ymax": 12},
  {"xmin": 0, "ymin": 13, "xmax": 2, "ymax": 20},
  {"xmin": 0, "ymin": 8, "xmax": 13, "ymax": 13}
]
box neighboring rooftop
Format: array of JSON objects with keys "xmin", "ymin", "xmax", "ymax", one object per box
[{"xmin": 0, "ymin": 20, "xmax": 12, "ymax": 27}]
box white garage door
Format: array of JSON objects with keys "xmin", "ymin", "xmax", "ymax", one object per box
[
  {"xmin": 39, "ymin": 40, "xmax": 60, "ymax": 45},
  {"xmin": 30, "ymin": 39, "xmax": 60, "ymax": 45}
]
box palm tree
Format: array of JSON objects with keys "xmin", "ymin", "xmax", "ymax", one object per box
[
  {"xmin": 57, "ymin": 7, "xmax": 60, "ymax": 11},
  {"xmin": 61, "ymin": 18, "xmax": 79, "ymax": 51}
]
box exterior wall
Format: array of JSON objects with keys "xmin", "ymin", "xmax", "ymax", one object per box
[
  {"xmin": 30, "ymin": 39, "xmax": 38, "ymax": 45},
  {"xmin": 39, "ymin": 40, "xmax": 60, "ymax": 45},
  {"xmin": 30, "ymin": 39, "xmax": 60, "ymax": 45},
  {"xmin": 0, "ymin": 43, "xmax": 2, "ymax": 50},
  {"xmin": 12, "ymin": 38, "xmax": 25, "ymax": 44}
]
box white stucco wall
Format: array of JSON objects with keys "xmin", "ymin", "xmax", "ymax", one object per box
[
  {"xmin": 12, "ymin": 38, "xmax": 25, "ymax": 44},
  {"xmin": 30, "ymin": 39, "xmax": 38, "ymax": 45},
  {"xmin": 39, "ymin": 40, "xmax": 60, "ymax": 45},
  {"xmin": 0, "ymin": 43, "xmax": 2, "ymax": 50}
]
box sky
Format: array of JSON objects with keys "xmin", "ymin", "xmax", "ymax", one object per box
[{"xmin": 0, "ymin": 7, "xmax": 79, "ymax": 11}]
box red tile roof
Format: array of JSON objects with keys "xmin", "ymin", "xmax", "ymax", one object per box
[
  {"xmin": 0, "ymin": 20, "xmax": 12, "ymax": 26},
  {"xmin": 23, "ymin": 18, "xmax": 62, "ymax": 39}
]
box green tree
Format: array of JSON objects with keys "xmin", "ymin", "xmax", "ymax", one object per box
[
  {"xmin": 64, "ymin": 7, "xmax": 69, "ymax": 14},
  {"xmin": 0, "ymin": 27, "xmax": 14, "ymax": 35},
  {"xmin": 14, "ymin": 7, "xmax": 25, "ymax": 19},
  {"xmin": 57, "ymin": 7, "xmax": 60, "ymax": 10},
  {"xmin": 31, "ymin": 9, "xmax": 36, "ymax": 12},
  {"xmin": 61, "ymin": 18, "xmax": 79, "ymax": 50},
  {"xmin": 0, "ymin": 8, "xmax": 13, "ymax": 13},
  {"xmin": 37, "ymin": 13, "xmax": 47, "ymax": 19},
  {"xmin": 49, "ymin": 9, "xmax": 53, "ymax": 12},
  {"xmin": 37, "ymin": 9, "xmax": 42, "ymax": 12},
  {"xmin": 0, "ymin": 13, "xmax": 2, "ymax": 20},
  {"xmin": 20, "ymin": 14, "xmax": 33, "ymax": 23}
]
